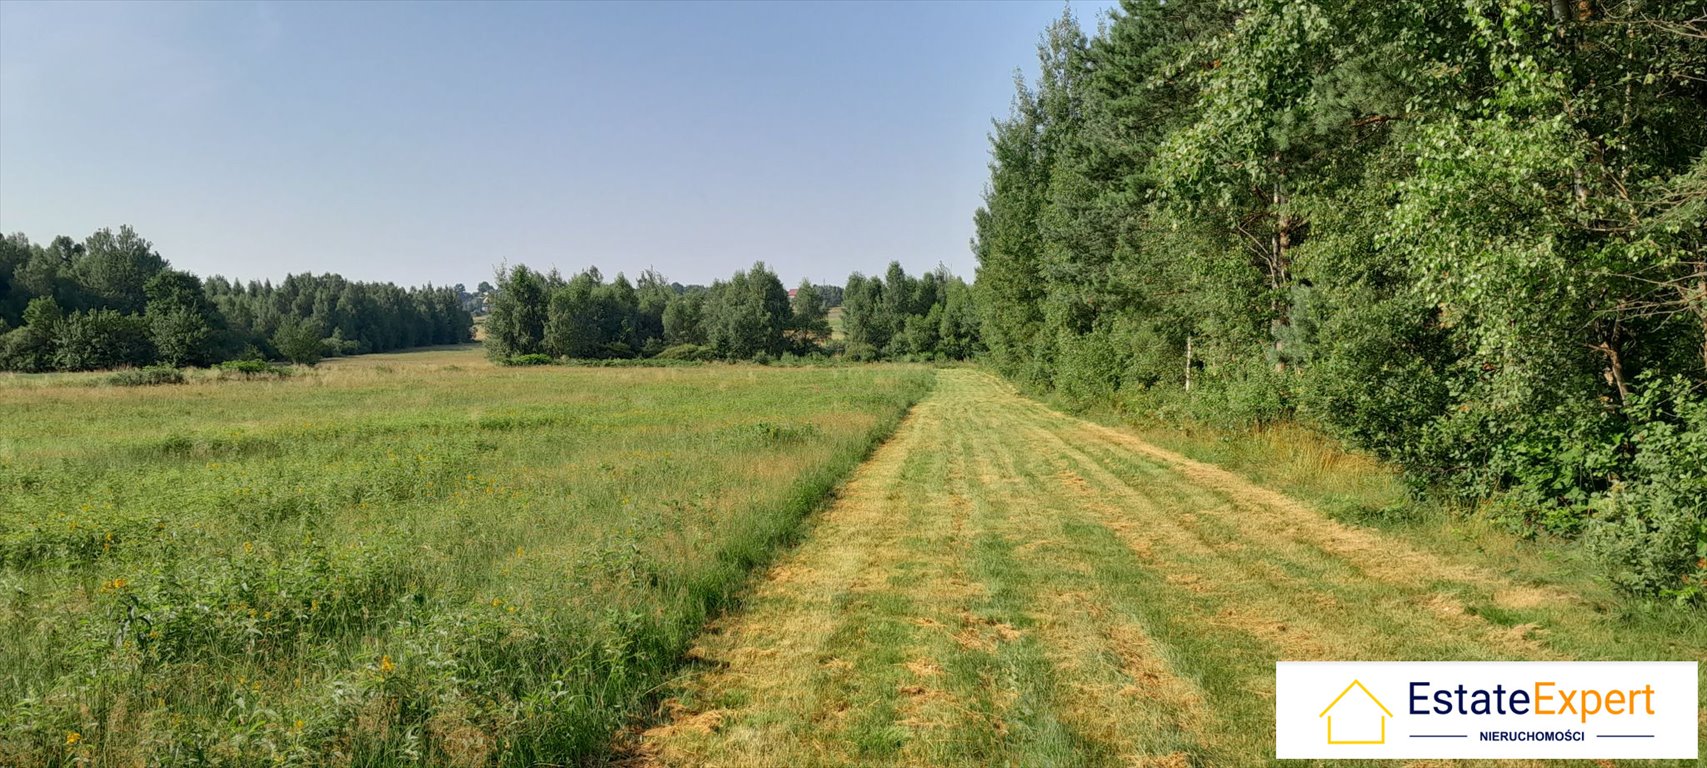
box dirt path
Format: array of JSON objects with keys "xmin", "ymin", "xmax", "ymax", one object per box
[{"xmin": 632, "ymin": 370, "xmax": 1587, "ymax": 767}]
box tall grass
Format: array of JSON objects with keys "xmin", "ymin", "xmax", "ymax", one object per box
[{"xmin": 0, "ymin": 350, "xmax": 932, "ymax": 766}]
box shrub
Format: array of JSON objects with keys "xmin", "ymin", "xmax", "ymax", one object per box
[
  {"xmin": 0, "ymin": 325, "xmax": 54, "ymax": 372},
  {"xmin": 1297, "ymin": 297, "xmax": 1455, "ymax": 463},
  {"xmin": 1053, "ymin": 329, "xmax": 1123, "ymax": 409},
  {"xmin": 655, "ymin": 344, "xmax": 711, "ymax": 362},
  {"xmin": 1187, "ymin": 359, "xmax": 1294, "ymax": 428},
  {"xmin": 842, "ymin": 341, "xmax": 879, "ymax": 362},
  {"xmin": 53, "ymin": 309, "xmax": 152, "ymax": 371},
  {"xmin": 108, "ymin": 365, "xmax": 185, "ymax": 386},
  {"xmin": 217, "ymin": 359, "xmax": 292, "ymax": 378},
  {"xmin": 504, "ymin": 353, "xmax": 553, "ymax": 366},
  {"xmin": 1583, "ymin": 376, "xmax": 1707, "ymax": 603}
]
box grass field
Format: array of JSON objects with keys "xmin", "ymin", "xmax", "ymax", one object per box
[
  {"xmin": 637, "ymin": 370, "xmax": 1706, "ymax": 767},
  {"xmin": 4, "ymin": 354, "xmax": 1701, "ymax": 766},
  {"xmin": 0, "ymin": 347, "xmax": 931, "ymax": 766},
  {"xmin": 827, "ymin": 307, "xmax": 845, "ymax": 341}
]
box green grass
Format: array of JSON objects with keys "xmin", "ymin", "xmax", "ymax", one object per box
[
  {"xmin": 0, "ymin": 347, "xmax": 933, "ymax": 766},
  {"xmin": 643, "ymin": 370, "xmax": 1706, "ymax": 767},
  {"xmin": 1106, "ymin": 417, "xmax": 1707, "ymax": 634},
  {"xmin": 827, "ymin": 307, "xmax": 846, "ymax": 341}
]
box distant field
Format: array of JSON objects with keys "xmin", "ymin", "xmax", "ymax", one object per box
[
  {"xmin": 827, "ymin": 306, "xmax": 845, "ymax": 341},
  {"xmin": 316, "ymin": 343, "xmax": 489, "ymax": 369},
  {"xmin": 0, "ymin": 348, "xmax": 932, "ymax": 765}
]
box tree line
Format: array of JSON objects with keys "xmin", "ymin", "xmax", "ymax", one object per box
[
  {"xmin": 484, "ymin": 261, "xmax": 981, "ymax": 363},
  {"xmin": 843, "ymin": 263, "xmax": 980, "ymax": 361},
  {"xmin": 973, "ymin": 2, "xmax": 1705, "ymax": 600},
  {"xmin": 0, "ymin": 226, "xmax": 473, "ymax": 371}
]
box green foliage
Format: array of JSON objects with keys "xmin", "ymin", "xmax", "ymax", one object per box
[
  {"xmin": 1583, "ymin": 376, "xmax": 1707, "ymax": 604},
  {"xmin": 145, "ymin": 305, "xmax": 213, "ymax": 368},
  {"xmin": 504, "ymin": 353, "xmax": 554, "ymax": 366},
  {"xmin": 841, "ymin": 264, "xmax": 979, "ymax": 361},
  {"xmin": 217, "ymin": 359, "xmax": 292, "ymax": 378},
  {"xmin": 656, "ymin": 343, "xmax": 713, "ymax": 362},
  {"xmin": 0, "ymin": 227, "xmax": 471, "ymax": 372},
  {"xmin": 75, "ymin": 226, "xmax": 166, "ymax": 314},
  {"xmin": 0, "ymin": 298, "xmax": 59, "ymax": 372},
  {"xmin": 53, "ymin": 309, "xmax": 152, "ymax": 371},
  {"xmin": 974, "ymin": 0, "xmax": 1707, "ymax": 599},
  {"xmin": 107, "ymin": 365, "xmax": 186, "ymax": 387},
  {"xmin": 143, "ymin": 269, "xmax": 220, "ymax": 367},
  {"xmin": 272, "ymin": 318, "xmax": 325, "ymax": 366},
  {"xmin": 484, "ymin": 265, "xmax": 552, "ymax": 361},
  {"xmin": 703, "ymin": 262, "xmax": 791, "ymax": 360},
  {"xmin": 480, "ymin": 261, "xmax": 970, "ymax": 364},
  {"xmin": 789, "ymin": 278, "xmax": 831, "ymax": 350}
]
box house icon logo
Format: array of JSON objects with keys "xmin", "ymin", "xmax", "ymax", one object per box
[{"xmin": 1319, "ymin": 680, "xmax": 1393, "ymax": 744}]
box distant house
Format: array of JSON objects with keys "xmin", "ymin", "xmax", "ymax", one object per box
[{"xmin": 787, "ymin": 287, "xmax": 799, "ymax": 299}]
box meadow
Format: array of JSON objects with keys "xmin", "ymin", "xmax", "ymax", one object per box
[
  {"xmin": 640, "ymin": 371, "xmax": 1707, "ymax": 767},
  {"xmin": 0, "ymin": 346, "xmax": 932, "ymax": 766}
]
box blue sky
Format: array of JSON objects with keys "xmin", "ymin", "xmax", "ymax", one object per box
[{"xmin": 0, "ymin": 0, "xmax": 1113, "ymax": 289}]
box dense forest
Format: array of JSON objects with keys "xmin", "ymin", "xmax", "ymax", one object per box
[
  {"xmin": 972, "ymin": 1, "xmax": 1706, "ymax": 600},
  {"xmin": 0, "ymin": 226, "xmax": 473, "ymax": 371},
  {"xmin": 483, "ymin": 261, "xmax": 981, "ymax": 363}
]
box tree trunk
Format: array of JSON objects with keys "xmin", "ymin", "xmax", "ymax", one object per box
[
  {"xmin": 1594, "ymin": 339, "xmax": 1630, "ymax": 406},
  {"xmin": 1270, "ymin": 164, "xmax": 1293, "ymax": 373},
  {"xmin": 1698, "ymin": 272, "xmax": 1707, "ymax": 377},
  {"xmin": 1184, "ymin": 335, "xmax": 1194, "ymax": 392}
]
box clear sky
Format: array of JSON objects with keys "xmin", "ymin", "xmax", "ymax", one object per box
[{"xmin": 0, "ymin": 0, "xmax": 1112, "ymax": 289}]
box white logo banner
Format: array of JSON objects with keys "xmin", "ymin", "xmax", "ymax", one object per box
[{"xmin": 1276, "ymin": 661, "xmax": 1698, "ymax": 760}]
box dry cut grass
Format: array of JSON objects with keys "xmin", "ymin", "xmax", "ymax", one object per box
[{"xmin": 637, "ymin": 369, "xmax": 1706, "ymax": 768}]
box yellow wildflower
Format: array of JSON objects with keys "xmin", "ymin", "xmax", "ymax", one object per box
[
  {"xmin": 65, "ymin": 731, "xmax": 80, "ymax": 745},
  {"xmin": 378, "ymin": 655, "xmax": 395, "ymax": 673}
]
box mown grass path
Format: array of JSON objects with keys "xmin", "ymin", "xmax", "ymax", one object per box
[{"xmin": 635, "ymin": 369, "xmax": 1702, "ymax": 768}]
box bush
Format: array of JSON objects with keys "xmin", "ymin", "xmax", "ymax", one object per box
[
  {"xmin": 655, "ymin": 344, "xmax": 712, "ymax": 362},
  {"xmin": 1297, "ymin": 297, "xmax": 1455, "ymax": 463},
  {"xmin": 0, "ymin": 325, "xmax": 54, "ymax": 372},
  {"xmin": 1582, "ymin": 376, "xmax": 1707, "ymax": 603},
  {"xmin": 1188, "ymin": 359, "xmax": 1294, "ymax": 428},
  {"xmin": 53, "ymin": 309, "xmax": 152, "ymax": 371},
  {"xmin": 1584, "ymin": 485, "xmax": 1705, "ymax": 603},
  {"xmin": 842, "ymin": 341, "xmax": 879, "ymax": 362},
  {"xmin": 217, "ymin": 359, "xmax": 292, "ymax": 378},
  {"xmin": 108, "ymin": 365, "xmax": 185, "ymax": 387},
  {"xmin": 1053, "ymin": 329, "xmax": 1123, "ymax": 409},
  {"xmin": 504, "ymin": 353, "xmax": 554, "ymax": 366}
]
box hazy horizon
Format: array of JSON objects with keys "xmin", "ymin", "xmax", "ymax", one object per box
[{"xmin": 0, "ymin": 0, "xmax": 1112, "ymax": 289}]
